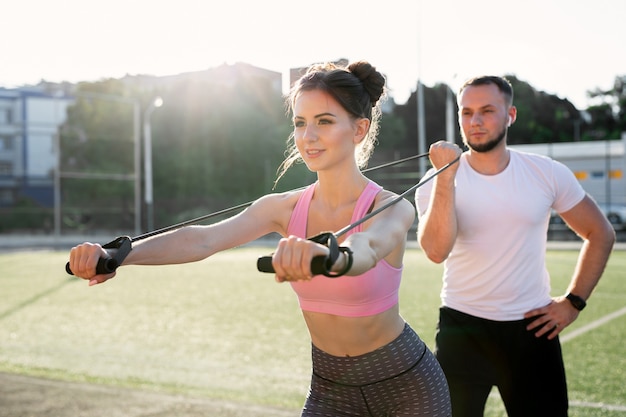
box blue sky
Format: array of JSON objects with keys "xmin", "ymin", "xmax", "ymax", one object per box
[{"xmin": 4, "ymin": 0, "xmax": 624, "ymax": 109}]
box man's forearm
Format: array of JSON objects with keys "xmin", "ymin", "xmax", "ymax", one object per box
[
  {"xmin": 418, "ymin": 178, "xmax": 457, "ymax": 263},
  {"xmin": 567, "ymin": 234, "xmax": 615, "ymax": 300}
]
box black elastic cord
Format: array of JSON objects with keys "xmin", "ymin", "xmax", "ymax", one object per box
[
  {"xmin": 294, "ymin": 155, "xmax": 462, "ymax": 277},
  {"xmin": 256, "ymin": 154, "xmax": 462, "ymax": 277},
  {"xmin": 334, "ymin": 154, "xmax": 462, "ymax": 238},
  {"xmin": 131, "ymin": 152, "xmax": 431, "ymax": 243}
]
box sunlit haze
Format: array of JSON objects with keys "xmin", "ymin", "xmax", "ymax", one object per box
[{"xmin": 3, "ymin": 0, "xmax": 624, "ymax": 109}]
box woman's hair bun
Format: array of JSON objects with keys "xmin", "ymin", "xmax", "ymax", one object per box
[{"xmin": 347, "ymin": 61, "xmax": 385, "ymax": 106}]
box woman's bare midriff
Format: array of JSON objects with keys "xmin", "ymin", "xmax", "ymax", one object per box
[{"xmin": 301, "ymin": 304, "xmax": 406, "ymax": 357}]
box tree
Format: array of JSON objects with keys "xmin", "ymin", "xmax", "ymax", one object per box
[
  {"xmin": 393, "ymin": 82, "xmax": 458, "ymax": 152},
  {"xmin": 587, "ymin": 75, "xmax": 626, "ymax": 139},
  {"xmin": 392, "ymin": 75, "xmax": 586, "ymax": 151},
  {"xmin": 506, "ymin": 75, "xmax": 583, "ymax": 144},
  {"xmin": 59, "ymin": 79, "xmax": 139, "ymax": 232},
  {"xmin": 147, "ymin": 75, "xmax": 296, "ymax": 227},
  {"xmin": 52, "ymin": 70, "xmax": 625, "ymax": 236}
]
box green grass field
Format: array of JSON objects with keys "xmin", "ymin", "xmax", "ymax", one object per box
[{"xmin": 1, "ymin": 246, "xmax": 624, "ymax": 416}]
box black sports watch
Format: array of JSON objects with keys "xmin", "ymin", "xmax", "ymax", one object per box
[{"xmin": 565, "ymin": 293, "xmax": 587, "ymax": 311}]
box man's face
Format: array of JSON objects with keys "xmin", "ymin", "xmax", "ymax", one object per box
[{"xmin": 458, "ymin": 83, "xmax": 511, "ymax": 153}]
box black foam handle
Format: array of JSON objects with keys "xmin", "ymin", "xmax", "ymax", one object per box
[
  {"xmin": 256, "ymin": 255, "xmax": 329, "ymax": 275},
  {"xmin": 65, "ymin": 235, "xmax": 131, "ymax": 276},
  {"xmin": 65, "ymin": 257, "xmax": 119, "ymax": 276}
]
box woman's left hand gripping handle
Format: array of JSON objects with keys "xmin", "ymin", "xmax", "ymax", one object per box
[{"xmin": 66, "ymin": 236, "xmax": 132, "ymax": 285}]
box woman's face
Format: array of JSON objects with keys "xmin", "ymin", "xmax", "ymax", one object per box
[{"xmin": 292, "ymin": 89, "xmax": 365, "ymax": 172}]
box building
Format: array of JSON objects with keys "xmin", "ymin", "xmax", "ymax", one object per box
[
  {"xmin": 511, "ymin": 136, "xmax": 626, "ymax": 234},
  {"xmin": 0, "ymin": 87, "xmax": 74, "ymax": 208},
  {"xmin": 511, "ymin": 137, "xmax": 625, "ymax": 207},
  {"xmin": 0, "ymin": 63, "xmax": 282, "ymax": 213}
]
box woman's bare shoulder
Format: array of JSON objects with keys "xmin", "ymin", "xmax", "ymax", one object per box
[
  {"xmin": 247, "ymin": 188, "xmax": 307, "ymax": 234},
  {"xmin": 253, "ymin": 188, "xmax": 305, "ymax": 207}
]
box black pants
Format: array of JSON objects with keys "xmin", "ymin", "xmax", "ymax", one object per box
[
  {"xmin": 302, "ymin": 323, "xmax": 451, "ymax": 416},
  {"xmin": 435, "ymin": 307, "xmax": 568, "ymax": 417}
]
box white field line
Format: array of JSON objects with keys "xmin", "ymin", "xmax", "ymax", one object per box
[
  {"xmin": 560, "ymin": 306, "xmax": 626, "ymax": 343},
  {"xmin": 488, "ymin": 393, "xmax": 626, "ymax": 412},
  {"xmin": 562, "ymin": 306, "xmax": 626, "ymax": 412},
  {"xmin": 570, "ymin": 401, "xmax": 626, "ymax": 412}
]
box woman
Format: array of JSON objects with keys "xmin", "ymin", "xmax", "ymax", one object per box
[{"xmin": 69, "ymin": 60, "xmax": 451, "ymax": 416}]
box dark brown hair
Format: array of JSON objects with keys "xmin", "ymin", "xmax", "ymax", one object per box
[
  {"xmin": 275, "ymin": 60, "xmax": 386, "ymax": 185},
  {"xmin": 458, "ymin": 75, "xmax": 514, "ymax": 106}
]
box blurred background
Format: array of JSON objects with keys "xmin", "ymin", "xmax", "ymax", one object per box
[{"xmin": 1, "ymin": 0, "xmax": 624, "ymax": 243}]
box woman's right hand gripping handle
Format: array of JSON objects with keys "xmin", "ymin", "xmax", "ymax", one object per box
[
  {"xmin": 66, "ymin": 236, "xmax": 132, "ymax": 285},
  {"xmin": 65, "ymin": 236, "xmax": 132, "ymax": 285},
  {"xmin": 67, "ymin": 242, "xmax": 119, "ymax": 286}
]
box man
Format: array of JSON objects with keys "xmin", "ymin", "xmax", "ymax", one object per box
[{"xmin": 415, "ymin": 75, "xmax": 615, "ymax": 417}]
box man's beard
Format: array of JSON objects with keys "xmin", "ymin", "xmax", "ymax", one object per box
[{"xmin": 463, "ymin": 125, "xmax": 507, "ymax": 153}]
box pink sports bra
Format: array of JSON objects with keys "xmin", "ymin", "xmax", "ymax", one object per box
[{"xmin": 288, "ymin": 181, "xmax": 402, "ymax": 317}]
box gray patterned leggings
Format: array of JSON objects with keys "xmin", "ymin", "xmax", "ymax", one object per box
[{"xmin": 301, "ymin": 323, "xmax": 451, "ymax": 417}]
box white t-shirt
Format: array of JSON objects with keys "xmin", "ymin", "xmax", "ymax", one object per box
[{"xmin": 415, "ymin": 149, "xmax": 585, "ymax": 321}]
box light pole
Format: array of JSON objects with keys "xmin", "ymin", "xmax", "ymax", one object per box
[
  {"xmin": 446, "ymin": 74, "xmax": 457, "ymax": 144},
  {"xmin": 415, "ymin": 0, "xmax": 427, "ymax": 177},
  {"xmin": 143, "ymin": 96, "xmax": 163, "ymax": 232}
]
